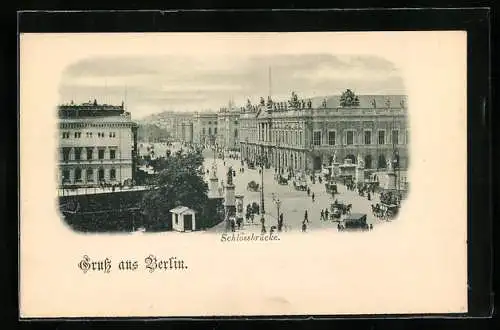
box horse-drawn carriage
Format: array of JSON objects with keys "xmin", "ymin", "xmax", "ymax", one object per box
[
  {"xmin": 371, "ymin": 202, "xmax": 399, "ymax": 220},
  {"xmin": 247, "ymin": 161, "xmax": 255, "ymax": 169},
  {"xmin": 277, "ymin": 175, "xmax": 288, "ymax": 185},
  {"xmin": 330, "ymin": 200, "xmax": 352, "ymax": 220},
  {"xmin": 325, "ymin": 181, "xmax": 338, "ymax": 195},
  {"xmin": 293, "ymin": 179, "xmax": 307, "ymax": 191},
  {"xmin": 338, "ymin": 213, "xmax": 370, "ymax": 231},
  {"xmin": 247, "ymin": 180, "xmax": 260, "ymax": 192}
]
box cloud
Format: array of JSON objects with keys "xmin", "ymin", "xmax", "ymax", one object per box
[{"xmin": 59, "ymin": 54, "xmax": 405, "ymax": 118}]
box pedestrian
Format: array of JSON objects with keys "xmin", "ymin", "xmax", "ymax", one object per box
[
  {"xmin": 302, "ymin": 221, "xmax": 307, "ymax": 232},
  {"xmin": 304, "ymin": 210, "xmax": 308, "ymax": 223},
  {"xmin": 325, "ymin": 208, "xmax": 329, "ymax": 220},
  {"xmin": 369, "ymin": 224, "xmax": 373, "ymax": 230},
  {"xmin": 320, "ymin": 209, "xmax": 324, "ymax": 221},
  {"xmin": 312, "ymin": 192, "xmax": 315, "ymax": 202},
  {"xmin": 261, "ymin": 224, "xmax": 267, "ymax": 234},
  {"xmin": 367, "ymin": 191, "xmax": 371, "ymax": 201},
  {"xmin": 307, "ymin": 187, "xmax": 310, "ymax": 196}
]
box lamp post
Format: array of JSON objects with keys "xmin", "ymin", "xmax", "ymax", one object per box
[
  {"xmin": 257, "ymin": 148, "xmax": 266, "ymax": 215},
  {"xmin": 272, "ymin": 193, "xmax": 282, "ymax": 229}
]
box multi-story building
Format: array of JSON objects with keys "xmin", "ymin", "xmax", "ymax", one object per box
[
  {"xmin": 216, "ymin": 102, "xmax": 240, "ymax": 151},
  {"xmin": 193, "ymin": 111, "xmax": 218, "ymax": 146},
  {"xmin": 240, "ymin": 92, "xmax": 408, "ymax": 173},
  {"xmin": 180, "ymin": 121, "xmax": 194, "ymax": 144},
  {"xmin": 58, "ymin": 100, "xmax": 138, "ymax": 187}
]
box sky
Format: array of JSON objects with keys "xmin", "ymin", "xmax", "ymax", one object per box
[{"xmin": 59, "ymin": 54, "xmax": 405, "ymax": 119}]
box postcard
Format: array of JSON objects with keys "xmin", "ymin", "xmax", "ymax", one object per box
[{"xmin": 19, "ymin": 31, "xmax": 467, "ymax": 317}]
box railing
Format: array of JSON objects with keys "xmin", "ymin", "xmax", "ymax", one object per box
[{"xmin": 57, "ymin": 185, "xmax": 151, "ymax": 196}]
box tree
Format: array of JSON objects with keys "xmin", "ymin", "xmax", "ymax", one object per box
[
  {"xmin": 340, "ymin": 89, "xmax": 360, "ymax": 107},
  {"xmin": 141, "ymin": 150, "xmax": 209, "ymax": 230}
]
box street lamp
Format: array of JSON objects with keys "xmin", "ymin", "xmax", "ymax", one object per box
[
  {"xmin": 272, "ymin": 193, "xmax": 282, "ymax": 230},
  {"xmin": 257, "ymin": 148, "xmax": 266, "ymax": 215}
]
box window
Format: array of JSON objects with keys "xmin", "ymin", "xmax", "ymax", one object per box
[
  {"xmin": 109, "ymin": 132, "xmax": 116, "ymax": 138},
  {"xmin": 406, "ymin": 130, "xmax": 409, "ymax": 144},
  {"xmin": 364, "ymin": 131, "xmax": 372, "ymax": 145},
  {"xmin": 62, "ymin": 132, "xmax": 70, "ymax": 139},
  {"xmin": 98, "ymin": 168, "xmax": 105, "ymax": 181},
  {"xmin": 209, "ymin": 127, "xmax": 212, "ymax": 135},
  {"xmin": 62, "ymin": 170, "xmax": 70, "ymax": 183},
  {"xmin": 208, "ymin": 121, "xmax": 212, "ymax": 125},
  {"xmin": 62, "ymin": 147, "xmax": 71, "ymax": 161},
  {"xmin": 175, "ymin": 214, "xmax": 179, "ymax": 224},
  {"xmin": 364, "ymin": 155, "xmax": 373, "ymax": 169},
  {"xmin": 86, "ymin": 148, "xmax": 93, "ymax": 160},
  {"xmin": 234, "ymin": 129, "xmax": 238, "ymax": 138},
  {"xmin": 98, "ymin": 149, "xmax": 105, "ymax": 160},
  {"xmin": 110, "ymin": 149, "xmax": 116, "ymax": 159},
  {"xmin": 328, "ymin": 131, "xmax": 336, "ymax": 145},
  {"xmin": 313, "ymin": 131, "xmax": 321, "ymax": 146},
  {"xmin": 86, "ymin": 168, "xmax": 94, "ymax": 182},
  {"xmin": 214, "ymin": 127, "xmax": 217, "ymax": 134},
  {"xmin": 110, "ymin": 168, "xmax": 116, "ymax": 180},
  {"xmin": 74, "ymin": 168, "xmax": 82, "ymax": 182},
  {"xmin": 392, "ymin": 130, "xmax": 399, "ymax": 145},
  {"xmin": 202, "ymin": 128, "xmax": 206, "ymax": 135},
  {"xmin": 346, "ymin": 131, "xmax": 354, "ymax": 145},
  {"xmin": 74, "ymin": 147, "xmax": 82, "ymax": 161},
  {"xmin": 378, "ymin": 155, "xmax": 386, "ymax": 169},
  {"xmin": 378, "ymin": 131, "xmax": 385, "ymax": 145},
  {"xmin": 299, "ymin": 132, "xmax": 302, "ymax": 145}
]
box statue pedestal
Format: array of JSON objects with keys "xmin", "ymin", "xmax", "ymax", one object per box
[
  {"xmin": 209, "ymin": 177, "xmax": 219, "ymax": 197},
  {"xmin": 355, "ymin": 166, "xmax": 365, "ymax": 183},
  {"xmin": 384, "ymin": 172, "xmax": 397, "ymax": 190},
  {"xmin": 224, "ymin": 184, "xmax": 236, "ymax": 231}
]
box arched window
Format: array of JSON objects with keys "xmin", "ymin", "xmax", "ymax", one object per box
[
  {"xmin": 98, "ymin": 168, "xmax": 105, "ymax": 181},
  {"xmin": 62, "ymin": 170, "xmax": 70, "ymax": 184},
  {"xmin": 74, "ymin": 168, "xmax": 82, "ymax": 182},
  {"xmin": 378, "ymin": 155, "xmax": 386, "ymax": 169},
  {"xmin": 86, "ymin": 168, "xmax": 94, "ymax": 182},
  {"xmin": 364, "ymin": 155, "xmax": 373, "ymax": 169}
]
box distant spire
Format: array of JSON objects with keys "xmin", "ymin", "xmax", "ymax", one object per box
[{"xmin": 268, "ymin": 66, "xmax": 272, "ymax": 98}]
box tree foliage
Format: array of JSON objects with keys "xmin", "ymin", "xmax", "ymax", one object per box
[
  {"xmin": 340, "ymin": 89, "xmax": 360, "ymax": 107},
  {"xmin": 141, "ymin": 150, "xmax": 209, "ymax": 230}
]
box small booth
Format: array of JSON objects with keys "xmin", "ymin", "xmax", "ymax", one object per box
[{"xmin": 170, "ymin": 206, "xmax": 196, "ymax": 232}]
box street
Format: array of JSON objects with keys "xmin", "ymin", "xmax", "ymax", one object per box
[{"xmin": 202, "ymin": 151, "xmax": 388, "ymax": 234}]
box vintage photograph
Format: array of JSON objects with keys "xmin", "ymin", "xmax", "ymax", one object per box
[
  {"xmin": 20, "ymin": 32, "xmax": 467, "ymax": 317},
  {"xmin": 57, "ymin": 54, "xmax": 408, "ymax": 235}
]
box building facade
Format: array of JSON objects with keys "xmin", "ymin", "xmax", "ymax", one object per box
[
  {"xmin": 58, "ymin": 100, "xmax": 138, "ymax": 187},
  {"xmin": 216, "ymin": 105, "xmax": 240, "ymax": 151},
  {"xmin": 240, "ymin": 93, "xmax": 408, "ymax": 173},
  {"xmin": 193, "ymin": 111, "xmax": 218, "ymax": 146}
]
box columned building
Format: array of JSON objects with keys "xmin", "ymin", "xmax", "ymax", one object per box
[
  {"xmin": 58, "ymin": 100, "xmax": 138, "ymax": 187},
  {"xmin": 216, "ymin": 103, "xmax": 240, "ymax": 152},
  {"xmin": 193, "ymin": 111, "xmax": 218, "ymax": 146},
  {"xmin": 239, "ymin": 93, "xmax": 408, "ymax": 174}
]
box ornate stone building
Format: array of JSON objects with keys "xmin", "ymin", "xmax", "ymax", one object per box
[
  {"xmin": 216, "ymin": 101, "xmax": 240, "ymax": 151},
  {"xmin": 239, "ymin": 92, "xmax": 408, "ymax": 173},
  {"xmin": 193, "ymin": 111, "xmax": 218, "ymax": 146},
  {"xmin": 58, "ymin": 100, "xmax": 138, "ymax": 187}
]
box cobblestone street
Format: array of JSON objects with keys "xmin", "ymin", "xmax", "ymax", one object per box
[{"xmin": 203, "ymin": 154, "xmax": 389, "ymax": 234}]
